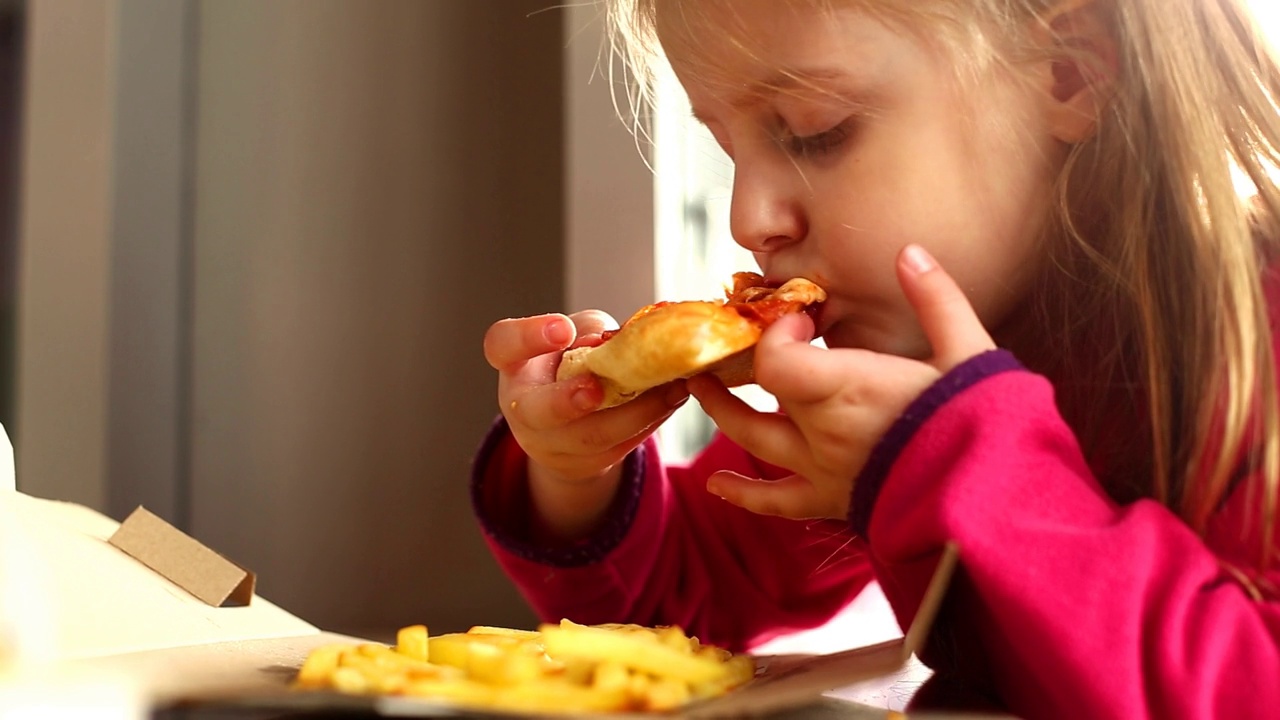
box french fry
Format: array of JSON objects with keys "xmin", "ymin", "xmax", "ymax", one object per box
[
  {"xmin": 560, "ymin": 656, "xmax": 597, "ymax": 686},
  {"xmin": 591, "ymin": 660, "xmax": 631, "ymax": 694},
  {"xmin": 539, "ymin": 623, "xmax": 732, "ymax": 686},
  {"xmin": 697, "ymin": 643, "xmax": 734, "ymax": 663},
  {"xmin": 336, "ymin": 652, "xmax": 409, "ymax": 694},
  {"xmin": 426, "ymin": 632, "xmax": 504, "ymax": 670},
  {"xmin": 492, "ymin": 679, "xmax": 630, "ymax": 714},
  {"xmin": 626, "ymin": 670, "xmax": 653, "ymax": 702},
  {"xmin": 293, "ymin": 644, "xmax": 345, "ymax": 689},
  {"xmin": 402, "ymin": 676, "xmax": 497, "ymax": 706},
  {"xmin": 329, "ymin": 665, "xmax": 371, "ymax": 695},
  {"xmin": 292, "ymin": 619, "xmax": 754, "ymax": 714},
  {"xmin": 396, "ymin": 624, "xmax": 429, "ymax": 661},
  {"xmin": 644, "ymin": 676, "xmax": 692, "ymax": 711},
  {"xmin": 656, "ymin": 625, "xmax": 693, "ymax": 652},
  {"xmin": 464, "ymin": 639, "xmax": 546, "ymax": 686},
  {"xmin": 356, "ymin": 643, "xmax": 444, "ymax": 679},
  {"xmin": 467, "ymin": 625, "xmax": 541, "ymax": 639},
  {"xmin": 691, "ymin": 654, "xmax": 757, "ymax": 699}
]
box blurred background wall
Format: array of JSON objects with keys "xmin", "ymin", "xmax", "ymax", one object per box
[{"xmin": 6, "ymin": 0, "xmax": 656, "ymax": 639}]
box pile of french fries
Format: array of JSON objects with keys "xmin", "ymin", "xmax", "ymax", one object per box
[{"xmin": 293, "ymin": 619, "xmax": 756, "ymax": 713}]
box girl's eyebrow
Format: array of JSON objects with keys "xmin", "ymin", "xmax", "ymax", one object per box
[
  {"xmin": 762, "ymin": 66, "xmax": 856, "ymax": 89},
  {"xmin": 688, "ymin": 66, "xmax": 873, "ymax": 125},
  {"xmin": 756, "ymin": 65, "xmax": 879, "ymax": 100}
]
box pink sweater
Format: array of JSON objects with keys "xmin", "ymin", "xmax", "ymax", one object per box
[{"xmin": 472, "ymin": 310, "xmax": 1280, "ymax": 720}]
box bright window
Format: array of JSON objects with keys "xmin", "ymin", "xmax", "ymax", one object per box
[{"xmin": 652, "ymin": 61, "xmax": 777, "ymax": 463}]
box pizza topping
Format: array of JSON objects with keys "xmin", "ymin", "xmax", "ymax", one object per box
[
  {"xmin": 729, "ymin": 297, "xmax": 810, "ymax": 327},
  {"xmin": 599, "ymin": 274, "xmax": 824, "ymax": 344},
  {"xmin": 727, "ymin": 271, "xmax": 772, "ymax": 299},
  {"xmin": 725, "ymin": 274, "xmax": 825, "ymax": 327}
]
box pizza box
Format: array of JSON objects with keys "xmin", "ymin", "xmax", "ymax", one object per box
[{"xmin": 0, "ymin": 479, "xmax": 958, "ymax": 719}]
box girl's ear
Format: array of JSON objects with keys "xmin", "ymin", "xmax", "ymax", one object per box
[{"xmin": 1034, "ymin": 0, "xmax": 1118, "ymax": 144}]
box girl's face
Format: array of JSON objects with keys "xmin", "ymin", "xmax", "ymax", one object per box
[{"xmin": 658, "ymin": 1, "xmax": 1066, "ymax": 358}]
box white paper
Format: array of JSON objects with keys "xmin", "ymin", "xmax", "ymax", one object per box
[
  {"xmin": 1, "ymin": 426, "xmax": 55, "ymax": 667},
  {"xmin": 0, "ymin": 424, "xmax": 12, "ymax": 492},
  {"xmin": 10, "ymin": 492, "xmax": 318, "ymax": 661},
  {"xmin": 0, "ymin": 419, "xmax": 315, "ymax": 661},
  {"xmin": 0, "ymin": 668, "xmax": 143, "ymax": 720}
]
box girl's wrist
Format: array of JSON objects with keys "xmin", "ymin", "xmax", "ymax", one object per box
[{"xmin": 526, "ymin": 460, "xmax": 625, "ymax": 542}]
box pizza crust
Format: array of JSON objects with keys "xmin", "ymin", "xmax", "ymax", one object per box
[
  {"xmin": 556, "ymin": 277, "xmax": 826, "ymax": 409},
  {"xmin": 557, "ymin": 301, "xmax": 762, "ymax": 408}
]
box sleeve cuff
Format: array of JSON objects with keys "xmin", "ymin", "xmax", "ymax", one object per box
[
  {"xmin": 849, "ymin": 349, "xmax": 1025, "ymax": 538},
  {"xmin": 470, "ymin": 416, "xmax": 648, "ymax": 567}
]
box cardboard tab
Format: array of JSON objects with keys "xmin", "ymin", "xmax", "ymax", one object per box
[{"xmin": 108, "ymin": 506, "xmax": 256, "ymax": 607}]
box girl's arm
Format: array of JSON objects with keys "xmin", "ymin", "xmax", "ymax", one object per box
[
  {"xmin": 855, "ymin": 352, "xmax": 1280, "ymax": 720},
  {"xmin": 471, "ymin": 418, "xmax": 876, "ymax": 652}
]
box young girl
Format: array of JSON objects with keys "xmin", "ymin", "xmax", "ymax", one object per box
[{"xmin": 475, "ymin": 0, "xmax": 1280, "ymax": 716}]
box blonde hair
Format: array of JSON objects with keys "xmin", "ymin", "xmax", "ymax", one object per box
[{"xmin": 606, "ymin": 0, "xmax": 1280, "ymax": 568}]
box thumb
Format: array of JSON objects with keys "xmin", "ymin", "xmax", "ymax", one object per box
[
  {"xmin": 896, "ymin": 244, "xmax": 995, "ymax": 371},
  {"xmin": 706, "ymin": 471, "xmax": 833, "ymax": 520}
]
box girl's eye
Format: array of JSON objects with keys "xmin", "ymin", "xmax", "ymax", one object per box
[{"xmin": 781, "ymin": 119, "xmax": 854, "ymax": 158}]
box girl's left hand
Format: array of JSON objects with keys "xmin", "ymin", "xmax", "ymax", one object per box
[{"xmin": 688, "ymin": 244, "xmax": 996, "ymax": 521}]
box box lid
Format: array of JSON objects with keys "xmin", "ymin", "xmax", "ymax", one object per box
[{"xmin": 6, "ymin": 491, "xmax": 317, "ymax": 661}]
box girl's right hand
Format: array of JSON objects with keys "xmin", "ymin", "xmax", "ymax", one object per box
[{"xmin": 483, "ymin": 311, "xmax": 689, "ymax": 537}]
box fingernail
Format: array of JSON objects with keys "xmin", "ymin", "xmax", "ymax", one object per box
[
  {"xmin": 902, "ymin": 244, "xmax": 937, "ymax": 275},
  {"xmin": 544, "ymin": 319, "xmax": 572, "ymax": 346}
]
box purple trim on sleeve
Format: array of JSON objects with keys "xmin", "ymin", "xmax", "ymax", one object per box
[
  {"xmin": 470, "ymin": 416, "xmax": 647, "ymax": 567},
  {"xmin": 849, "ymin": 349, "xmax": 1025, "ymax": 539}
]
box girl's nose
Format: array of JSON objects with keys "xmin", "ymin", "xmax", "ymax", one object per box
[{"xmin": 728, "ymin": 163, "xmax": 806, "ymax": 254}]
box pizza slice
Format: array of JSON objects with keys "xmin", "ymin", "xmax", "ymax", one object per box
[{"xmin": 556, "ymin": 272, "xmax": 827, "ymax": 409}]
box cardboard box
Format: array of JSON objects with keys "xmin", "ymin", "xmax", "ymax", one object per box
[{"xmin": 4, "ymin": 489, "xmax": 956, "ymax": 718}]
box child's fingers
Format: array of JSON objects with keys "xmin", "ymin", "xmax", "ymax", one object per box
[
  {"xmin": 895, "ymin": 244, "xmax": 995, "ymax": 371},
  {"xmin": 752, "ymin": 313, "xmax": 867, "ymax": 405},
  {"xmin": 566, "ymin": 310, "xmax": 619, "ymax": 347},
  {"xmin": 505, "ymin": 372, "xmax": 604, "ymax": 431},
  {"xmin": 688, "ymin": 375, "xmax": 806, "ymax": 468},
  {"xmin": 484, "ymin": 314, "xmax": 575, "ymax": 372},
  {"xmin": 762, "ymin": 309, "xmax": 816, "ymax": 345},
  {"xmin": 686, "ymin": 372, "xmax": 742, "ymax": 411},
  {"xmin": 515, "ymin": 377, "xmax": 685, "ymax": 443},
  {"xmin": 705, "ymin": 471, "xmax": 824, "ymax": 519}
]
